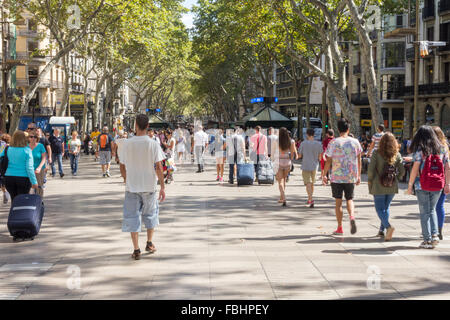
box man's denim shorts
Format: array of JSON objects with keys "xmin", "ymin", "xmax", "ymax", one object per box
[{"xmin": 122, "ymin": 191, "xmax": 159, "ymax": 232}]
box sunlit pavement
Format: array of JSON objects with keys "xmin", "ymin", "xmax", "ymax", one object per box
[{"xmin": 1, "ymin": 155, "xmax": 450, "ymax": 300}]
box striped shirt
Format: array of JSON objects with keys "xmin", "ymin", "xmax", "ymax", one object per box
[{"xmin": 372, "ymin": 132, "xmax": 384, "ymax": 152}]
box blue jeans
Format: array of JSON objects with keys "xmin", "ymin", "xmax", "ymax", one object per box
[
  {"xmin": 373, "ymin": 194, "xmax": 395, "ymax": 231},
  {"xmin": 416, "ymin": 189, "xmax": 440, "ymax": 241},
  {"xmin": 69, "ymin": 154, "xmax": 79, "ymax": 174},
  {"xmin": 436, "ymin": 191, "xmax": 446, "ymax": 230},
  {"xmin": 51, "ymin": 153, "xmax": 64, "ymax": 176}
]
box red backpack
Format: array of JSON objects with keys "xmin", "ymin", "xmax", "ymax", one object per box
[{"xmin": 420, "ymin": 154, "xmax": 445, "ymax": 191}]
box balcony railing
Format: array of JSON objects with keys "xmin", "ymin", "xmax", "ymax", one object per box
[
  {"xmin": 423, "ymin": 5, "xmax": 435, "ymax": 20},
  {"xmin": 351, "ymin": 93, "xmax": 369, "ymax": 105},
  {"xmin": 400, "ymin": 82, "xmax": 450, "ymax": 96},
  {"xmin": 0, "ymin": 88, "xmax": 24, "ymax": 98},
  {"xmin": 439, "ymin": 0, "xmax": 450, "ymax": 14}
]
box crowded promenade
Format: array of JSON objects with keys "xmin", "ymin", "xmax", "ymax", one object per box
[{"xmin": 0, "ymin": 116, "xmax": 450, "ymax": 300}]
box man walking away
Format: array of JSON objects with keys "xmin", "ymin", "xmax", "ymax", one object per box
[
  {"xmin": 118, "ymin": 114, "xmax": 166, "ymax": 260},
  {"xmin": 194, "ymin": 125, "xmax": 208, "ymax": 173},
  {"xmin": 227, "ymin": 128, "xmax": 246, "ymax": 184},
  {"xmin": 323, "ymin": 118, "xmax": 362, "ymax": 235},
  {"xmin": 298, "ymin": 128, "xmax": 323, "ymax": 208},
  {"xmin": 97, "ymin": 126, "xmax": 115, "ymax": 177},
  {"xmin": 367, "ymin": 124, "xmax": 385, "ymax": 158},
  {"xmin": 250, "ymin": 126, "xmax": 267, "ymax": 181},
  {"xmin": 49, "ymin": 129, "xmax": 65, "ymax": 178}
]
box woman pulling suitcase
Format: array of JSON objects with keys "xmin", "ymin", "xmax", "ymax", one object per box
[{"xmin": 0, "ymin": 130, "xmax": 38, "ymax": 200}]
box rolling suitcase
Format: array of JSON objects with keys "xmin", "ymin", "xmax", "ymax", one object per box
[
  {"xmin": 7, "ymin": 194, "xmax": 44, "ymax": 241},
  {"xmin": 257, "ymin": 161, "xmax": 274, "ymax": 185},
  {"xmin": 237, "ymin": 163, "xmax": 254, "ymax": 186}
]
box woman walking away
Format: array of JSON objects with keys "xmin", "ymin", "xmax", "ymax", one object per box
[
  {"xmin": 368, "ymin": 132, "xmax": 405, "ymax": 241},
  {"xmin": 68, "ymin": 131, "xmax": 81, "ymax": 176},
  {"xmin": 0, "ymin": 131, "xmax": 38, "ymax": 201},
  {"xmin": 28, "ymin": 129, "xmax": 47, "ymax": 197},
  {"xmin": 407, "ymin": 126, "xmax": 450, "ymax": 249},
  {"xmin": 433, "ymin": 126, "xmax": 449, "ymax": 240},
  {"xmin": 214, "ymin": 129, "xmax": 226, "ymax": 183},
  {"xmin": 276, "ymin": 127, "xmax": 297, "ymax": 206}
]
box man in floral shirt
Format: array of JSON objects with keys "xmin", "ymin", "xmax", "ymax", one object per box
[{"xmin": 323, "ymin": 118, "xmax": 362, "ymax": 236}]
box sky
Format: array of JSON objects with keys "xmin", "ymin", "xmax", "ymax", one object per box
[{"xmin": 181, "ymin": 0, "xmax": 197, "ymax": 29}]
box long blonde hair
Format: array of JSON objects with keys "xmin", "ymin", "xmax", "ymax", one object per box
[{"xmin": 432, "ymin": 126, "xmax": 449, "ymax": 153}]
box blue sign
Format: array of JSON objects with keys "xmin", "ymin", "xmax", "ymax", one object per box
[
  {"xmin": 250, "ymin": 97, "xmax": 278, "ymax": 104},
  {"xmin": 155, "ymin": 108, "xmax": 161, "ymax": 113},
  {"xmin": 251, "ymin": 97, "xmax": 264, "ymax": 104}
]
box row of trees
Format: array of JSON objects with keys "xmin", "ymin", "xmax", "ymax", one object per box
[
  {"xmin": 190, "ymin": 0, "xmax": 406, "ymax": 134},
  {"xmin": 6, "ymin": 0, "xmax": 196, "ymax": 133}
]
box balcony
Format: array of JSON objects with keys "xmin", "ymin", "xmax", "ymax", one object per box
[
  {"xmin": 422, "ymin": 5, "xmax": 435, "ymax": 20},
  {"xmin": 440, "ymin": 0, "xmax": 450, "ymax": 14},
  {"xmin": 0, "ymin": 88, "xmax": 24, "ymax": 99},
  {"xmin": 353, "ymin": 65, "xmax": 361, "ymax": 74},
  {"xmin": 382, "ymin": 83, "xmax": 405, "ymax": 100},
  {"xmin": 400, "ymin": 82, "xmax": 450, "ymax": 96},
  {"xmin": 351, "ymin": 93, "xmax": 369, "ymax": 105}
]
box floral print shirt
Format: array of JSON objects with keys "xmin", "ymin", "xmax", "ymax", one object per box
[{"xmin": 325, "ymin": 136, "xmax": 362, "ymax": 184}]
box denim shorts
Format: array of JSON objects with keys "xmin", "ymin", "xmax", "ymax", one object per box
[{"xmin": 122, "ymin": 191, "xmax": 160, "ymax": 232}]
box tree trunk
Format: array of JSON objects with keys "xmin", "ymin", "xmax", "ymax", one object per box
[
  {"xmin": 58, "ymin": 53, "xmax": 70, "ymax": 117},
  {"xmin": 345, "ymin": 0, "xmax": 383, "ymax": 129}
]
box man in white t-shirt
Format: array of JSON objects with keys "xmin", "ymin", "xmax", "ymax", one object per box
[
  {"xmin": 194, "ymin": 125, "xmax": 209, "ymax": 173},
  {"xmin": 118, "ymin": 114, "xmax": 166, "ymax": 260}
]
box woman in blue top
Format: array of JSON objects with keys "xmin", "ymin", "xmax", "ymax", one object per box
[
  {"xmin": 28, "ymin": 129, "xmax": 47, "ymax": 197},
  {"xmin": 407, "ymin": 126, "xmax": 450, "ymax": 249},
  {"xmin": 0, "ymin": 130, "xmax": 38, "ymax": 201}
]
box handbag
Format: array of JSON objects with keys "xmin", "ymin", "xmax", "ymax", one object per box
[{"xmin": 0, "ymin": 146, "xmax": 9, "ymax": 176}]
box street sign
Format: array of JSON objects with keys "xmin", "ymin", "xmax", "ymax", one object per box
[
  {"xmin": 361, "ymin": 119, "xmax": 372, "ymax": 127},
  {"xmin": 392, "ymin": 120, "xmax": 404, "ymax": 128}
]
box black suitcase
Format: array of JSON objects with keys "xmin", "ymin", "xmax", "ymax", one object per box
[
  {"xmin": 237, "ymin": 163, "xmax": 254, "ymax": 186},
  {"xmin": 257, "ymin": 161, "xmax": 275, "ymax": 185},
  {"xmin": 7, "ymin": 194, "xmax": 44, "ymax": 241}
]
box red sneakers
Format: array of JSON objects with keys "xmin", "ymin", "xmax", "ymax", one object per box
[{"xmin": 333, "ymin": 227, "xmax": 344, "ymax": 235}]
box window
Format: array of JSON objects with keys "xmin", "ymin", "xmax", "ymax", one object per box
[
  {"xmin": 427, "ymin": 27, "xmax": 434, "ymax": 41},
  {"xmin": 396, "ymin": 15, "xmax": 403, "ymax": 28},
  {"xmin": 383, "ymin": 42, "xmax": 405, "ymax": 68}
]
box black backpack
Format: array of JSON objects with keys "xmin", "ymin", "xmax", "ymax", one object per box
[
  {"xmin": 0, "ymin": 146, "xmax": 9, "ymax": 176},
  {"xmin": 377, "ymin": 161, "xmax": 397, "ymax": 187}
]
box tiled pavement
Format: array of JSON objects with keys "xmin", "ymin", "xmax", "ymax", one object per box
[{"xmin": 0, "ymin": 155, "xmax": 449, "ymax": 300}]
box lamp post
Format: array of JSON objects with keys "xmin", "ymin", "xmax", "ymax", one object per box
[{"xmin": 412, "ymin": 0, "xmax": 419, "ymax": 136}]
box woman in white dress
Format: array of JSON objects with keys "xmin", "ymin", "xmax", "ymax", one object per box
[{"xmin": 176, "ymin": 130, "xmax": 186, "ymax": 163}]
